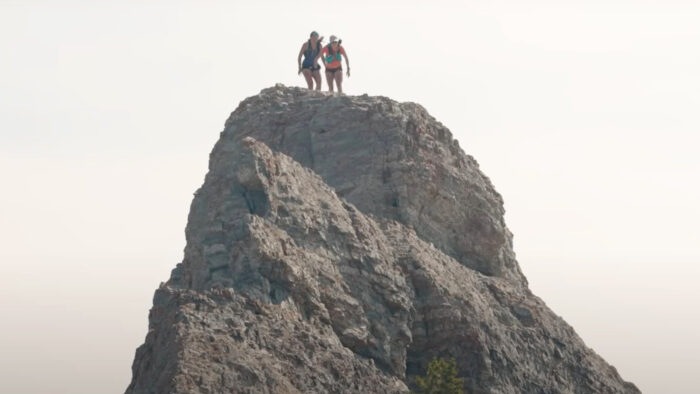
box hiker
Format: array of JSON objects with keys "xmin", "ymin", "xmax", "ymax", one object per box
[
  {"xmin": 316, "ymin": 35, "xmax": 350, "ymax": 93},
  {"xmin": 297, "ymin": 31, "xmax": 323, "ymax": 90}
]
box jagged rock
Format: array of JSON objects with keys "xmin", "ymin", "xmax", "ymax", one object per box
[
  {"xmin": 126, "ymin": 85, "xmax": 639, "ymax": 394},
  {"xmin": 217, "ymin": 86, "xmax": 523, "ymax": 281}
]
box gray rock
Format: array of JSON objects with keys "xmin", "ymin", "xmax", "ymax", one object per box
[
  {"xmin": 126, "ymin": 85, "xmax": 639, "ymax": 394},
  {"xmin": 215, "ymin": 85, "xmax": 522, "ymax": 282}
]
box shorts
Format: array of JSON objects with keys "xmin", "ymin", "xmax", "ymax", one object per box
[{"xmin": 302, "ymin": 63, "xmax": 321, "ymax": 72}]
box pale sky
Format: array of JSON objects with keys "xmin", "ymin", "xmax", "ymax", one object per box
[{"xmin": 1, "ymin": 1, "xmax": 698, "ymax": 393}]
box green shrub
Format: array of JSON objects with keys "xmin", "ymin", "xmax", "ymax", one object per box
[{"xmin": 414, "ymin": 357, "xmax": 464, "ymax": 394}]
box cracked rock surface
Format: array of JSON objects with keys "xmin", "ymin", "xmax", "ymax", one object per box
[{"xmin": 126, "ymin": 85, "xmax": 639, "ymax": 394}]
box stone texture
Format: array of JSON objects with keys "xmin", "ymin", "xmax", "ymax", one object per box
[
  {"xmin": 126, "ymin": 85, "xmax": 639, "ymax": 394},
  {"xmin": 216, "ymin": 86, "xmax": 522, "ymax": 281}
]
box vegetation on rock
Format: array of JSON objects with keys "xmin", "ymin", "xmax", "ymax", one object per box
[{"xmin": 414, "ymin": 357, "xmax": 464, "ymax": 394}]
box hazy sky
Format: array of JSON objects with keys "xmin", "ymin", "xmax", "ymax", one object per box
[{"xmin": 1, "ymin": 1, "xmax": 698, "ymax": 393}]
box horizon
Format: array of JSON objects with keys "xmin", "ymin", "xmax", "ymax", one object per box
[{"xmin": 1, "ymin": 1, "xmax": 698, "ymax": 393}]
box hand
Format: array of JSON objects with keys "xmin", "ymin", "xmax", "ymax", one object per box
[
  {"xmin": 298, "ymin": 66, "xmax": 302, "ymax": 75},
  {"xmin": 346, "ymin": 68, "xmax": 351, "ymax": 77}
]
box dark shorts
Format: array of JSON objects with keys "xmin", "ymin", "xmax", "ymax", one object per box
[
  {"xmin": 326, "ymin": 67, "xmax": 342, "ymax": 74},
  {"xmin": 302, "ymin": 64, "xmax": 321, "ymax": 72}
]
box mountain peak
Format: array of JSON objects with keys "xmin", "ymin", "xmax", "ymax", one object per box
[
  {"xmin": 126, "ymin": 86, "xmax": 639, "ymax": 393},
  {"xmin": 219, "ymin": 84, "xmax": 521, "ymax": 282}
]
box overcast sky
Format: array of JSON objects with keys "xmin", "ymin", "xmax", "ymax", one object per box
[{"xmin": 1, "ymin": 1, "xmax": 698, "ymax": 393}]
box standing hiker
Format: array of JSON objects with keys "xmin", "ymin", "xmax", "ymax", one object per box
[
  {"xmin": 297, "ymin": 31, "xmax": 323, "ymax": 90},
  {"xmin": 316, "ymin": 35, "xmax": 350, "ymax": 93}
]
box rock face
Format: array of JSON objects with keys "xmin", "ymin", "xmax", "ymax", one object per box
[{"xmin": 126, "ymin": 85, "xmax": 639, "ymax": 393}]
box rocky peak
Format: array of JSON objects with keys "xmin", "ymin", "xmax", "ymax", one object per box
[
  {"xmin": 126, "ymin": 85, "xmax": 639, "ymax": 394},
  {"xmin": 214, "ymin": 85, "xmax": 524, "ymax": 282}
]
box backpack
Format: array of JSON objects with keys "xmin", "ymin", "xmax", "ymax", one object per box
[
  {"xmin": 324, "ymin": 40, "xmax": 343, "ymax": 64},
  {"xmin": 304, "ymin": 40, "xmax": 321, "ymax": 59}
]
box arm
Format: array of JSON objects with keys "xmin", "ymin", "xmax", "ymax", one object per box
[
  {"xmin": 297, "ymin": 43, "xmax": 307, "ymax": 74},
  {"xmin": 314, "ymin": 46, "xmax": 325, "ymax": 66},
  {"xmin": 342, "ymin": 47, "xmax": 350, "ymax": 77}
]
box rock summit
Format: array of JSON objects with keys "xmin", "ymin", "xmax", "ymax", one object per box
[{"xmin": 126, "ymin": 85, "xmax": 639, "ymax": 394}]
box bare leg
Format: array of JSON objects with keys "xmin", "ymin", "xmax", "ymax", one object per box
[
  {"xmin": 302, "ymin": 69, "xmax": 313, "ymax": 89},
  {"xmin": 325, "ymin": 71, "xmax": 334, "ymax": 92},
  {"xmin": 312, "ymin": 70, "xmax": 322, "ymax": 91},
  {"xmin": 335, "ymin": 70, "xmax": 344, "ymax": 94}
]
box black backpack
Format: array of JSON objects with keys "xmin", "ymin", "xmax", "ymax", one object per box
[{"xmin": 304, "ymin": 39, "xmax": 322, "ymax": 58}]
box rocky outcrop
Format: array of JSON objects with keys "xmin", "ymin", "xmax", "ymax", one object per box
[
  {"xmin": 215, "ymin": 87, "xmax": 522, "ymax": 282},
  {"xmin": 126, "ymin": 85, "xmax": 639, "ymax": 393}
]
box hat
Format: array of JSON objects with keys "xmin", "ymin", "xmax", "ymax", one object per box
[
  {"xmin": 310, "ymin": 31, "xmax": 319, "ymax": 37},
  {"xmin": 329, "ymin": 35, "xmax": 338, "ymax": 43}
]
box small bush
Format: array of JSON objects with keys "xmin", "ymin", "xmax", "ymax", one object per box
[{"xmin": 414, "ymin": 357, "xmax": 464, "ymax": 394}]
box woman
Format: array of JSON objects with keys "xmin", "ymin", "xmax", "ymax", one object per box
[
  {"xmin": 317, "ymin": 35, "xmax": 350, "ymax": 93},
  {"xmin": 297, "ymin": 31, "xmax": 323, "ymax": 90}
]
